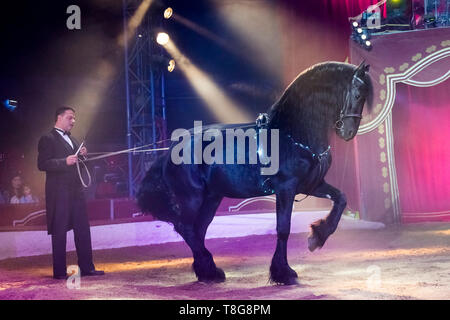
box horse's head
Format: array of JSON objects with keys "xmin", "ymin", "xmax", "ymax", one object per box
[{"xmin": 335, "ymin": 61, "xmax": 372, "ymax": 141}]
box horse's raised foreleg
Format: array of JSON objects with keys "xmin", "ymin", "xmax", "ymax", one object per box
[
  {"xmin": 307, "ymin": 181, "xmax": 347, "ymax": 252},
  {"xmin": 270, "ymin": 180, "xmax": 298, "ymax": 285}
]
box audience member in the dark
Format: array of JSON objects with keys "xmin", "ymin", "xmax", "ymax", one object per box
[
  {"xmin": 20, "ymin": 185, "xmax": 39, "ymax": 204},
  {"xmin": 5, "ymin": 174, "xmax": 24, "ymax": 204}
]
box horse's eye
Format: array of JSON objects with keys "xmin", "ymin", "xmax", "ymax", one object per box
[{"xmin": 355, "ymin": 93, "xmax": 360, "ymax": 99}]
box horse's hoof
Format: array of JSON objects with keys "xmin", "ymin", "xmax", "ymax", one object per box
[
  {"xmin": 198, "ymin": 277, "xmax": 225, "ymax": 284},
  {"xmin": 270, "ymin": 266, "xmax": 299, "ymax": 286},
  {"xmin": 288, "ymin": 268, "xmax": 298, "ymax": 279},
  {"xmin": 197, "ymin": 268, "xmax": 226, "ymax": 283},
  {"xmin": 308, "ymin": 234, "xmax": 322, "ymax": 252},
  {"xmin": 308, "ymin": 221, "xmax": 327, "ymax": 252},
  {"xmin": 214, "ymin": 268, "xmax": 226, "ymax": 283},
  {"xmin": 280, "ymin": 276, "xmax": 299, "ymax": 286},
  {"xmin": 271, "ymin": 276, "xmax": 299, "ymax": 286},
  {"xmin": 284, "ymin": 277, "xmax": 299, "ymax": 286}
]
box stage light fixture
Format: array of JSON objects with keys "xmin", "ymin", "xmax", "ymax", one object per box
[
  {"xmin": 167, "ymin": 59, "xmax": 176, "ymax": 72},
  {"xmin": 350, "ymin": 17, "xmax": 373, "ymax": 52},
  {"xmin": 150, "ymin": 54, "xmax": 175, "ymax": 73},
  {"xmin": 390, "ymin": 0, "xmax": 404, "ymax": 7},
  {"xmin": 164, "ymin": 7, "xmax": 173, "ymax": 19},
  {"xmin": 156, "ymin": 32, "xmax": 170, "ymax": 45},
  {"xmin": 3, "ymin": 99, "xmax": 18, "ymax": 111}
]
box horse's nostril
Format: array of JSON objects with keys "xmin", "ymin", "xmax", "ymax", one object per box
[{"xmin": 348, "ymin": 130, "xmax": 354, "ymax": 137}]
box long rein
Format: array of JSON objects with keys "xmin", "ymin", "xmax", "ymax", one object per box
[{"xmin": 75, "ymin": 123, "xmax": 258, "ymax": 188}]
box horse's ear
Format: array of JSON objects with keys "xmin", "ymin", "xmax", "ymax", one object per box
[
  {"xmin": 363, "ymin": 63, "xmax": 370, "ymax": 73},
  {"xmin": 355, "ymin": 60, "xmax": 369, "ymax": 76}
]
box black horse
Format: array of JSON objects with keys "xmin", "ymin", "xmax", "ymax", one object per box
[{"xmin": 137, "ymin": 61, "xmax": 373, "ymax": 285}]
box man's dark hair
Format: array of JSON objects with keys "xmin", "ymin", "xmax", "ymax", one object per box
[{"xmin": 55, "ymin": 106, "xmax": 75, "ymax": 122}]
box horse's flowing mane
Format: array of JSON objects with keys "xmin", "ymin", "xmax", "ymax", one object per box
[{"xmin": 268, "ymin": 62, "xmax": 372, "ymax": 146}]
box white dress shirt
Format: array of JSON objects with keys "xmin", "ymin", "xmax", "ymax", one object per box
[{"xmin": 54, "ymin": 127, "xmax": 74, "ymax": 149}]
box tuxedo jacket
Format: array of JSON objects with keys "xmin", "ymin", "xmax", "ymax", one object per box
[{"xmin": 37, "ymin": 128, "xmax": 84, "ymax": 235}]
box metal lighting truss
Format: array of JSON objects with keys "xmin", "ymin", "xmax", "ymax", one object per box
[{"xmin": 123, "ymin": 0, "xmax": 167, "ymax": 197}]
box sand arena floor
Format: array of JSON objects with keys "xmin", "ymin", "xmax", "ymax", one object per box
[{"xmin": 0, "ymin": 222, "xmax": 449, "ymax": 300}]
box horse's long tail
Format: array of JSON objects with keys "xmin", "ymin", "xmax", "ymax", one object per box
[{"xmin": 136, "ymin": 157, "xmax": 178, "ymax": 223}]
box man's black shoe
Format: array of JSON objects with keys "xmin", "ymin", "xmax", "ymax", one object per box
[
  {"xmin": 53, "ymin": 274, "xmax": 68, "ymax": 280},
  {"xmin": 80, "ymin": 269, "xmax": 105, "ymax": 277}
]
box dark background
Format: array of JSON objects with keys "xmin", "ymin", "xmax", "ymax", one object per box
[
  {"xmin": 0, "ymin": 0, "xmax": 374, "ymax": 196},
  {"xmin": 0, "ymin": 0, "xmax": 284, "ymax": 192}
]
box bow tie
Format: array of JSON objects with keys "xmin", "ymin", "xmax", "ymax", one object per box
[{"xmin": 55, "ymin": 128, "xmax": 71, "ymax": 136}]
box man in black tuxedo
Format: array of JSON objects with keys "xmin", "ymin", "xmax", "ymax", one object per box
[{"xmin": 38, "ymin": 106, "xmax": 104, "ymax": 279}]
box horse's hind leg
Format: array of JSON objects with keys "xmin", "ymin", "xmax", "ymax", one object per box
[
  {"xmin": 194, "ymin": 195, "xmax": 222, "ymax": 240},
  {"xmin": 270, "ymin": 181, "xmax": 298, "ymax": 285},
  {"xmin": 194, "ymin": 195, "xmax": 224, "ymax": 282},
  {"xmin": 175, "ymin": 223, "xmax": 224, "ymax": 283},
  {"xmin": 308, "ymin": 181, "xmax": 347, "ymax": 252},
  {"xmin": 175, "ymin": 196, "xmax": 225, "ymax": 283}
]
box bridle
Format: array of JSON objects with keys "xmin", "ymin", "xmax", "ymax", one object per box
[{"xmin": 334, "ymin": 74, "xmax": 365, "ymax": 130}]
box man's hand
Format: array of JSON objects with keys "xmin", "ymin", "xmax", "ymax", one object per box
[
  {"xmin": 79, "ymin": 146, "xmax": 87, "ymax": 157},
  {"xmin": 66, "ymin": 155, "xmax": 78, "ymax": 166}
]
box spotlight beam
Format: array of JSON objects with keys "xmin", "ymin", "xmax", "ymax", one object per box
[
  {"xmin": 118, "ymin": 0, "xmax": 154, "ymax": 47},
  {"xmin": 171, "ymin": 13, "xmax": 242, "ymax": 58},
  {"xmin": 66, "ymin": 0, "xmax": 155, "ymax": 137},
  {"xmin": 163, "ymin": 41, "xmax": 252, "ymax": 124}
]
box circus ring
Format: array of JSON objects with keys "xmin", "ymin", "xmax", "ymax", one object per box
[{"xmin": 1, "ymin": 27, "xmax": 449, "ymax": 300}]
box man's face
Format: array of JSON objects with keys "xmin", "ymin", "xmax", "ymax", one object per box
[{"xmin": 57, "ymin": 110, "xmax": 76, "ymax": 132}]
